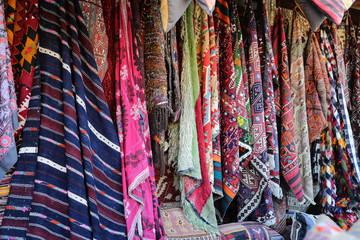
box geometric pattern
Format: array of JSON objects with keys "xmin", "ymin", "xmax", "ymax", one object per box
[{"xmin": 7, "ymin": 0, "xmax": 39, "ymax": 137}]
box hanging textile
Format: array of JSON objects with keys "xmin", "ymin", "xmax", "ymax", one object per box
[
  {"xmin": 288, "ymin": 11, "xmax": 314, "ymax": 210},
  {"xmin": 304, "ymin": 33, "xmax": 328, "ymax": 145},
  {"xmin": 343, "ymin": 13, "xmax": 357, "ymax": 93},
  {"xmin": 331, "ymin": 23, "xmax": 360, "ymax": 186},
  {"xmin": 6, "ymin": 0, "xmax": 38, "ymax": 137},
  {"xmin": 80, "ymin": 0, "xmax": 108, "ymax": 82},
  {"xmin": 319, "ymin": 26, "xmax": 360, "ymax": 229},
  {"xmin": 194, "ymin": 3, "xmax": 215, "ymax": 190},
  {"xmin": 0, "ymin": 0, "xmax": 127, "ymax": 238},
  {"xmin": 0, "ymin": 65, "xmax": 40, "ymax": 238},
  {"xmin": 351, "ymin": 26, "xmax": 360, "ymax": 154},
  {"xmin": 144, "ymin": 0, "xmax": 168, "ymax": 173},
  {"xmin": 213, "ymin": 0, "xmax": 241, "ymax": 220},
  {"xmin": 237, "ymin": 3, "xmax": 274, "ymax": 225},
  {"xmin": 100, "ymin": 0, "xmax": 116, "ymax": 122},
  {"xmin": 0, "ymin": 0, "xmax": 18, "ymax": 181},
  {"xmin": 178, "ymin": 2, "xmax": 218, "ymax": 235},
  {"xmin": 209, "ymin": 13, "xmax": 222, "ymax": 198},
  {"xmin": 116, "ymin": 0, "xmax": 165, "ymax": 239},
  {"xmin": 272, "ymin": 9, "xmax": 304, "ymax": 203},
  {"xmin": 256, "ymin": 0, "xmax": 281, "ymax": 201}
]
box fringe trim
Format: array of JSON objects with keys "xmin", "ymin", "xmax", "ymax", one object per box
[{"xmin": 270, "ymin": 180, "xmax": 284, "ymax": 199}]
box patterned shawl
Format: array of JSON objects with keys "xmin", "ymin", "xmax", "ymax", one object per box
[
  {"xmin": 177, "ymin": 3, "xmax": 218, "ymax": 234},
  {"xmin": 319, "ymin": 26, "xmax": 360, "ymax": 228},
  {"xmin": 194, "ymin": 3, "xmax": 214, "ymax": 189},
  {"xmin": 351, "ymin": 26, "xmax": 360, "ymax": 154},
  {"xmin": 79, "ymin": 0, "xmax": 108, "ymax": 82},
  {"xmin": 256, "ymin": 1, "xmax": 281, "ymax": 202},
  {"xmin": 237, "ymin": 3, "xmax": 274, "ymax": 225},
  {"xmin": 304, "ymin": 33, "xmax": 328, "ymax": 145},
  {"xmin": 343, "ymin": 13, "xmax": 356, "ymax": 93},
  {"xmin": 209, "ymin": 13, "xmax": 222, "ymax": 198},
  {"xmin": 272, "ymin": 9, "xmax": 304, "ymax": 203},
  {"xmin": 144, "ymin": 0, "xmax": 168, "ymax": 172},
  {"xmin": 213, "ymin": 0, "xmax": 240, "ymax": 220},
  {"xmin": 6, "ymin": 0, "xmax": 37, "ymax": 137},
  {"xmin": 330, "ymin": 24, "xmax": 360, "ymax": 186},
  {"xmin": 0, "ymin": 0, "xmax": 127, "ymax": 238},
  {"xmin": 0, "ymin": 0, "xmax": 18, "ymax": 181},
  {"xmin": 116, "ymin": 0, "xmax": 165, "ymax": 239},
  {"xmin": 288, "ymin": 11, "xmax": 314, "ymax": 209}
]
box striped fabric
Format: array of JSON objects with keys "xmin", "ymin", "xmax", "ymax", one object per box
[
  {"xmin": 0, "ymin": 66, "xmax": 41, "ymax": 238},
  {"xmin": 310, "ymin": 0, "xmax": 353, "ymax": 25},
  {"xmin": 0, "ymin": 0, "xmax": 127, "ymax": 239}
]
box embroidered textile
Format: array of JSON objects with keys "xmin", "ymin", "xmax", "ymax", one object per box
[
  {"xmin": 6, "ymin": 0, "xmax": 37, "ymax": 137},
  {"xmin": 351, "ymin": 26, "xmax": 360, "ymax": 153},
  {"xmin": 194, "ymin": 3, "xmax": 214, "ymax": 188},
  {"xmin": 237, "ymin": 3, "xmax": 273, "ymax": 224},
  {"xmin": 272, "ymin": 9, "xmax": 304, "ymax": 202},
  {"xmin": 331, "ymin": 24, "xmax": 360, "ymax": 185},
  {"xmin": 144, "ymin": 0, "xmax": 168, "ymax": 172},
  {"xmin": 288, "ymin": 11, "xmax": 313, "ymax": 209},
  {"xmin": 80, "ymin": 0, "xmax": 108, "ymax": 82},
  {"xmin": 179, "ymin": 3, "xmax": 218, "ymax": 234},
  {"xmin": 101, "ymin": 0, "xmax": 117, "ymax": 122},
  {"xmin": 116, "ymin": 0, "xmax": 165, "ymax": 238},
  {"xmin": 256, "ymin": 1, "xmax": 281, "ymax": 204},
  {"xmin": 0, "ymin": 0, "xmax": 18, "ymax": 181},
  {"xmin": 304, "ymin": 33, "xmax": 328, "ymax": 144},
  {"xmin": 209, "ymin": 13, "xmax": 222, "ymax": 198},
  {"xmin": 213, "ymin": 0, "xmax": 241, "ymax": 220},
  {"xmin": 1, "ymin": 0, "xmax": 127, "ymax": 238}
]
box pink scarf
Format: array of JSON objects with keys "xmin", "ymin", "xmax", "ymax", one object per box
[{"xmin": 116, "ymin": 1, "xmax": 165, "ymax": 239}]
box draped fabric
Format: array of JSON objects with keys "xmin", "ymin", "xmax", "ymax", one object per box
[
  {"xmin": 237, "ymin": 3, "xmax": 274, "ymax": 224},
  {"xmin": 351, "ymin": 26, "xmax": 360, "ymax": 154},
  {"xmin": 288, "ymin": 11, "xmax": 313, "ymax": 209},
  {"xmin": 100, "ymin": 0, "xmax": 116, "ymax": 123},
  {"xmin": 0, "ymin": 0, "xmax": 18, "ymax": 181},
  {"xmin": 0, "ymin": 65, "xmax": 40, "ymax": 238},
  {"xmin": 79, "ymin": 0, "xmax": 108, "ymax": 82},
  {"xmin": 209, "ymin": 12, "xmax": 222, "ymax": 198},
  {"xmin": 331, "ymin": 24, "xmax": 360, "ymax": 186},
  {"xmin": 343, "ymin": 13, "xmax": 357, "ymax": 93},
  {"xmin": 304, "ymin": 34, "xmax": 328, "ymax": 145},
  {"xmin": 194, "ymin": 3, "xmax": 215, "ymax": 189},
  {"xmin": 0, "ymin": 0, "xmax": 127, "ymax": 238},
  {"xmin": 319, "ymin": 26, "xmax": 360, "ymax": 229},
  {"xmin": 144, "ymin": 0, "xmax": 168, "ymax": 172},
  {"xmin": 116, "ymin": 0, "xmax": 165, "ymax": 239},
  {"xmin": 272, "ymin": 9, "xmax": 304, "ymax": 203},
  {"xmin": 6, "ymin": 0, "xmax": 38, "ymax": 137},
  {"xmin": 256, "ymin": 1, "xmax": 281, "ymax": 204},
  {"xmin": 213, "ymin": 0, "xmax": 241, "ymax": 220},
  {"xmin": 178, "ymin": 3, "xmax": 218, "ymax": 235}
]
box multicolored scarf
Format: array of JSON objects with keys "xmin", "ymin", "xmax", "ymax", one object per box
[
  {"xmin": 116, "ymin": 0, "xmax": 165, "ymax": 239},
  {"xmin": 330, "ymin": 24, "xmax": 360, "ymax": 186},
  {"xmin": 213, "ymin": 0, "xmax": 240, "ymax": 220},
  {"xmin": 178, "ymin": 3, "xmax": 218, "ymax": 235},
  {"xmin": 0, "ymin": 0, "xmax": 127, "ymax": 238},
  {"xmin": 209, "ymin": 13, "xmax": 222, "ymax": 198},
  {"xmin": 0, "ymin": 0, "xmax": 18, "ymax": 181},
  {"xmin": 256, "ymin": 1, "xmax": 281, "ymax": 202},
  {"xmin": 194, "ymin": 3, "xmax": 214, "ymax": 189},
  {"xmin": 6, "ymin": 0, "xmax": 38, "ymax": 137},
  {"xmin": 144, "ymin": 0, "xmax": 168, "ymax": 172},
  {"xmin": 351, "ymin": 26, "xmax": 360, "ymax": 154},
  {"xmin": 288, "ymin": 11, "xmax": 314, "ymax": 209},
  {"xmin": 272, "ymin": 9, "xmax": 304, "ymax": 203},
  {"xmin": 237, "ymin": 3, "xmax": 274, "ymax": 225},
  {"xmin": 304, "ymin": 33, "xmax": 328, "ymax": 145},
  {"xmin": 79, "ymin": 0, "xmax": 108, "ymax": 82}
]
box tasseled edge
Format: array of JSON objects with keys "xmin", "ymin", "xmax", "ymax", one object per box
[{"xmin": 149, "ymin": 106, "xmax": 169, "ymax": 174}]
